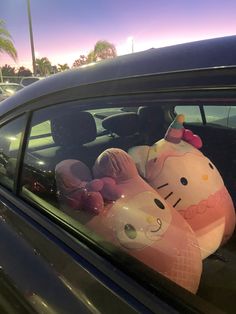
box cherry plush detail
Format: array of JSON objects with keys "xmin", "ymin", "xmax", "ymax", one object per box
[{"xmin": 55, "ymin": 159, "xmax": 121, "ymax": 215}]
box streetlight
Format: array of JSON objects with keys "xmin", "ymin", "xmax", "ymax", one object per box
[
  {"xmin": 27, "ymin": 0, "xmax": 36, "ymax": 75},
  {"xmin": 127, "ymin": 36, "xmax": 134, "ymax": 53}
]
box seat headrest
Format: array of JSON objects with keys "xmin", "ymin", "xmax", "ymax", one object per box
[
  {"xmin": 102, "ymin": 112, "xmax": 139, "ymax": 136},
  {"xmin": 51, "ymin": 111, "xmax": 97, "ymax": 146},
  {"xmin": 138, "ymin": 106, "xmax": 164, "ymax": 131}
]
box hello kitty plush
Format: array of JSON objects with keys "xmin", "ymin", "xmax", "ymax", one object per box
[
  {"xmin": 90, "ymin": 148, "xmax": 202, "ymax": 293},
  {"xmin": 129, "ymin": 115, "xmax": 236, "ymax": 259}
]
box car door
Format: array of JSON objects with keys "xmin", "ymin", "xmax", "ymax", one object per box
[
  {"xmin": 0, "ymin": 94, "xmax": 227, "ymax": 314},
  {"xmin": 0, "ymin": 111, "xmax": 152, "ymax": 314}
]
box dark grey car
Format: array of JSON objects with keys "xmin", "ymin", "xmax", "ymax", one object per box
[{"xmin": 0, "ymin": 35, "xmax": 236, "ymax": 313}]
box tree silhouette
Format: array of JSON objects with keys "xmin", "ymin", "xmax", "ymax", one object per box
[
  {"xmin": 36, "ymin": 57, "xmax": 52, "ymax": 76},
  {"xmin": 1, "ymin": 64, "xmax": 16, "ymax": 76},
  {"xmin": 72, "ymin": 55, "xmax": 88, "ymax": 68},
  {"xmin": 93, "ymin": 40, "xmax": 117, "ymax": 61},
  {"xmin": 57, "ymin": 63, "xmax": 70, "ymax": 72},
  {"xmin": 17, "ymin": 66, "xmax": 32, "ymax": 77},
  {"xmin": 0, "ymin": 20, "xmax": 17, "ymax": 61}
]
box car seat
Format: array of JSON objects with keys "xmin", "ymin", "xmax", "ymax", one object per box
[
  {"xmin": 51, "ymin": 110, "xmax": 97, "ymax": 168},
  {"xmin": 138, "ymin": 106, "xmax": 166, "ymax": 145}
]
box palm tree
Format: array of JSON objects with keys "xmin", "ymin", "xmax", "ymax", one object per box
[
  {"xmin": 0, "ymin": 20, "xmax": 17, "ymax": 61},
  {"xmin": 57, "ymin": 63, "xmax": 70, "ymax": 72},
  {"xmin": 0, "ymin": 20, "xmax": 17, "ymax": 82},
  {"xmin": 88, "ymin": 40, "xmax": 117, "ymax": 63},
  {"xmin": 35, "ymin": 57, "xmax": 52, "ymax": 76}
]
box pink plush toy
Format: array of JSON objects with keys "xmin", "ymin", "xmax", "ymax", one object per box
[
  {"xmin": 55, "ymin": 159, "xmax": 122, "ymax": 214},
  {"xmin": 90, "ymin": 148, "xmax": 202, "ymax": 294},
  {"xmin": 129, "ymin": 115, "xmax": 236, "ymax": 259}
]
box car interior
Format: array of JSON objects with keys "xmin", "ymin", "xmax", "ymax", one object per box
[{"xmin": 0, "ymin": 100, "xmax": 236, "ymax": 312}]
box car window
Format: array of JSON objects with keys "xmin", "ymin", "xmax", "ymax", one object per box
[
  {"xmin": 21, "ymin": 102, "xmax": 190, "ymax": 281},
  {"xmin": 175, "ymin": 105, "xmax": 202, "ymax": 123},
  {"xmin": 20, "ymin": 77, "xmax": 40, "ymax": 86},
  {"xmin": 0, "ymin": 115, "xmax": 26, "ymax": 190},
  {"xmin": 175, "ymin": 105, "xmax": 236, "ymax": 129},
  {"xmin": 228, "ymin": 106, "xmax": 236, "ymax": 128},
  {"xmin": 0, "ymin": 84, "xmax": 23, "ymax": 94},
  {"xmin": 88, "ymin": 108, "xmax": 124, "ymax": 134},
  {"xmin": 204, "ymin": 105, "xmax": 231, "ymax": 127},
  {"xmin": 18, "ymin": 99, "xmax": 236, "ymax": 312}
]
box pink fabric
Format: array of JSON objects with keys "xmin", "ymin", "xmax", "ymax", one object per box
[
  {"xmin": 179, "ymin": 186, "xmax": 235, "ymax": 244},
  {"xmin": 91, "ymin": 148, "xmax": 202, "ymax": 293},
  {"xmin": 55, "ymin": 159, "xmax": 122, "ymax": 214},
  {"xmin": 165, "ymin": 127, "xmax": 184, "ymax": 143},
  {"xmin": 183, "ymin": 129, "xmax": 202, "ymax": 149},
  {"xmin": 129, "ymin": 123, "xmax": 235, "ymax": 258}
]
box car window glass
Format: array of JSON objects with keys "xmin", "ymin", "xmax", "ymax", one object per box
[
  {"xmin": 19, "ymin": 100, "xmax": 236, "ymax": 310},
  {"xmin": 29, "ymin": 121, "xmax": 53, "ymax": 149},
  {"xmin": 20, "ymin": 101, "xmax": 206, "ymax": 296},
  {"xmin": 20, "ymin": 105, "xmax": 134, "ymax": 207},
  {"xmin": 0, "ymin": 115, "xmax": 26, "ymax": 190},
  {"xmin": 175, "ymin": 105, "xmax": 202, "ymax": 123},
  {"xmin": 228, "ymin": 106, "xmax": 236, "ymax": 128},
  {"xmin": 204, "ymin": 105, "xmax": 230, "ymax": 127},
  {"xmin": 88, "ymin": 108, "xmax": 124, "ymax": 134}
]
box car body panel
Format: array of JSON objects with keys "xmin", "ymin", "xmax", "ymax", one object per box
[
  {"xmin": 1, "ymin": 35, "xmax": 236, "ymax": 116},
  {"xmin": 0, "ymin": 194, "xmax": 150, "ymax": 314}
]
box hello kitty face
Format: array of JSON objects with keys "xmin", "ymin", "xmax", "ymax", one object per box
[
  {"xmin": 152, "ymin": 152, "xmax": 224, "ymax": 211},
  {"xmin": 112, "ymin": 191, "xmax": 172, "ymax": 249}
]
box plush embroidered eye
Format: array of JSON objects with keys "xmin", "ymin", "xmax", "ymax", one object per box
[
  {"xmin": 180, "ymin": 177, "xmax": 188, "ymax": 185},
  {"xmin": 209, "ymin": 162, "xmax": 214, "ymax": 170},
  {"xmin": 124, "ymin": 224, "xmax": 137, "ymax": 239},
  {"xmin": 154, "ymin": 198, "xmax": 165, "ymax": 209}
]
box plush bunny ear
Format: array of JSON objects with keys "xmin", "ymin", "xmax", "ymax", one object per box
[{"xmin": 128, "ymin": 145, "xmax": 150, "ymax": 178}]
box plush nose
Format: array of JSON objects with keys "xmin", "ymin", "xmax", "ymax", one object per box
[
  {"xmin": 146, "ymin": 215, "xmax": 156, "ymax": 224},
  {"xmin": 202, "ymin": 174, "xmax": 208, "ymax": 181}
]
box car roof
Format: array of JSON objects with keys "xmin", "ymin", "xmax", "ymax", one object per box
[{"xmin": 1, "ymin": 35, "xmax": 236, "ymax": 116}]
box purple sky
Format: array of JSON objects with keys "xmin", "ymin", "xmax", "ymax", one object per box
[{"xmin": 1, "ymin": 0, "xmax": 236, "ymax": 69}]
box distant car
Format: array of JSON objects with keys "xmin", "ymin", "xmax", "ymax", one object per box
[
  {"xmin": 0, "ymin": 82, "xmax": 23, "ymax": 101},
  {"xmin": 0, "ymin": 36, "xmax": 236, "ymax": 313},
  {"xmin": 20, "ymin": 76, "xmax": 44, "ymax": 87}
]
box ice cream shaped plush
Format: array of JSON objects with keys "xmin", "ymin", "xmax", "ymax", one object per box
[
  {"xmin": 89, "ymin": 148, "xmax": 202, "ymax": 294},
  {"xmin": 129, "ymin": 115, "xmax": 236, "ymax": 259}
]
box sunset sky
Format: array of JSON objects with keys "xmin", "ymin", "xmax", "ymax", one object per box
[{"xmin": 1, "ymin": 0, "xmax": 236, "ymax": 70}]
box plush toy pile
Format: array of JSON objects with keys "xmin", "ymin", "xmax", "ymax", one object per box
[
  {"xmin": 55, "ymin": 114, "xmax": 236, "ymax": 294},
  {"xmin": 56, "ymin": 149, "xmax": 202, "ymax": 294}
]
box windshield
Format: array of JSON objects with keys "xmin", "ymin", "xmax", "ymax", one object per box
[{"xmin": 0, "ymin": 84, "xmax": 23, "ymax": 95}]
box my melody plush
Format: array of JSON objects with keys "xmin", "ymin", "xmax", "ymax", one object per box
[
  {"xmin": 129, "ymin": 114, "xmax": 236, "ymax": 259},
  {"xmin": 92, "ymin": 148, "xmax": 202, "ymax": 294}
]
